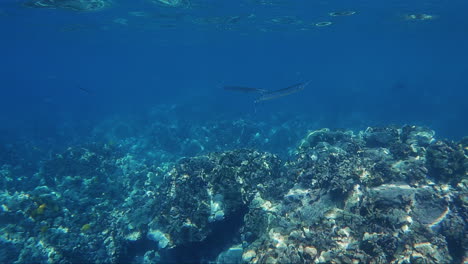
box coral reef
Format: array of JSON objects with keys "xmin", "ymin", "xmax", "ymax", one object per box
[
  {"xmin": 91, "ymin": 106, "xmax": 312, "ymax": 163},
  {"xmin": 0, "ymin": 125, "xmax": 466, "ymax": 263}
]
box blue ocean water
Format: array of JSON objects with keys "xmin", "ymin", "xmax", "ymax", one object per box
[
  {"xmin": 1, "ymin": 0, "xmax": 467, "ymax": 148},
  {"xmin": 0, "ymin": 1, "xmax": 467, "ymax": 263}
]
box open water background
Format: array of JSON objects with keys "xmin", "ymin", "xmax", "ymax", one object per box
[{"xmin": 1, "ymin": 0, "xmax": 467, "ymax": 156}]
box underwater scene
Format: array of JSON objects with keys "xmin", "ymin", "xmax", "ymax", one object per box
[{"xmin": 1, "ymin": 0, "xmax": 467, "ymax": 263}]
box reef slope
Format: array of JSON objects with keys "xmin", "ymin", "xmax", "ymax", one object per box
[{"xmin": 0, "ymin": 126, "xmax": 466, "ymax": 263}]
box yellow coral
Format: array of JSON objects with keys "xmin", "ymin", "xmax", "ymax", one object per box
[
  {"xmin": 37, "ymin": 203, "xmax": 47, "ymax": 214},
  {"xmin": 81, "ymin": 224, "xmax": 92, "ymax": 232},
  {"xmin": 31, "ymin": 203, "xmax": 47, "ymax": 218}
]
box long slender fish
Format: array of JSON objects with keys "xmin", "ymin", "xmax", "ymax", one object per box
[
  {"xmin": 224, "ymin": 86, "xmax": 268, "ymax": 93},
  {"xmin": 255, "ymin": 81, "xmax": 310, "ymax": 103},
  {"xmin": 78, "ymin": 86, "xmax": 92, "ymax": 94}
]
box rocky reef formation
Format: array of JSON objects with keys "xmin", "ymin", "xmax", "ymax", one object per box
[
  {"xmin": 239, "ymin": 126, "xmax": 467, "ymax": 263},
  {"xmin": 0, "ymin": 125, "xmax": 466, "ymax": 263},
  {"xmin": 91, "ymin": 106, "xmax": 312, "ymax": 163}
]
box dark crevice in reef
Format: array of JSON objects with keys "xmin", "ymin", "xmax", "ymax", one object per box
[
  {"xmin": 118, "ymin": 234, "xmax": 157, "ymax": 264},
  {"xmin": 447, "ymin": 237, "xmax": 464, "ymax": 263},
  {"xmin": 161, "ymin": 206, "xmax": 248, "ymax": 264}
]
